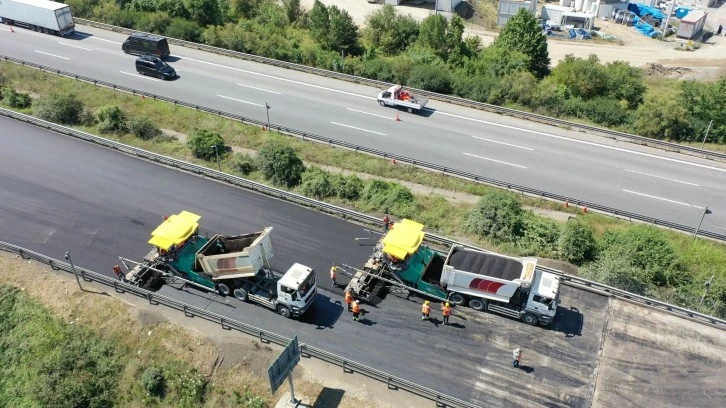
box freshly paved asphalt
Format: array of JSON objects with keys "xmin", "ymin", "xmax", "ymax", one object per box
[
  {"xmin": 1, "ymin": 25, "xmax": 726, "ymax": 235},
  {"xmin": 0, "ymin": 117, "xmax": 615, "ymax": 407}
]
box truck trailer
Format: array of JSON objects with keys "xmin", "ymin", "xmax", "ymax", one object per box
[
  {"xmin": 123, "ymin": 211, "xmax": 317, "ymax": 319},
  {"xmin": 346, "ymin": 219, "xmax": 561, "ymax": 326},
  {"xmin": 0, "ymin": 0, "xmax": 75, "ymax": 36},
  {"xmin": 377, "ymin": 85, "xmax": 428, "ymax": 113}
]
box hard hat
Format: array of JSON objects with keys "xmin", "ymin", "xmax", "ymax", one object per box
[
  {"xmin": 445, "ymin": 303, "xmax": 450, "ymax": 307},
  {"xmin": 425, "ymin": 300, "xmax": 430, "ymax": 305}
]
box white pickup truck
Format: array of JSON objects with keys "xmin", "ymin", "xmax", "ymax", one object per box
[{"xmin": 377, "ymin": 85, "xmax": 429, "ymax": 114}]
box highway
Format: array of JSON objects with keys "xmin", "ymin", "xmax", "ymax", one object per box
[
  {"xmin": 1, "ymin": 25, "xmax": 726, "ymax": 235},
  {"xmin": 0, "ymin": 116, "xmax": 614, "ymax": 407}
]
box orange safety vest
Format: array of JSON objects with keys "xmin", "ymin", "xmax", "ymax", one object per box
[
  {"xmin": 352, "ymin": 302, "xmax": 360, "ymax": 313},
  {"xmin": 422, "ymin": 304, "xmax": 431, "ymax": 314},
  {"xmin": 345, "ymin": 291, "xmax": 353, "ymax": 304},
  {"xmin": 442, "ymin": 306, "xmax": 452, "ymax": 316}
]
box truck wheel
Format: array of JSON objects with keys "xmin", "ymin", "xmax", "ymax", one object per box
[
  {"xmin": 469, "ymin": 298, "xmax": 487, "ymax": 311},
  {"xmin": 521, "ymin": 312, "xmax": 539, "ymax": 326},
  {"xmin": 378, "ymin": 100, "xmax": 386, "ymax": 107},
  {"xmin": 277, "ymin": 305, "xmax": 292, "ymax": 319},
  {"xmin": 449, "ymin": 293, "xmax": 466, "ymax": 306},
  {"xmin": 233, "ymin": 288, "xmax": 248, "ymax": 302},
  {"xmin": 407, "ymin": 107, "xmax": 413, "ymax": 113},
  {"xmin": 216, "ymin": 282, "xmax": 231, "ymax": 296}
]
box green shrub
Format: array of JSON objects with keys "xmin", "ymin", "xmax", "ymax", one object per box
[
  {"xmin": 232, "ymin": 390, "xmax": 266, "ymax": 408},
  {"xmin": 580, "ymin": 249, "xmax": 650, "ymax": 295},
  {"xmin": 465, "ymin": 191, "xmax": 523, "ymax": 242},
  {"xmin": 301, "ymin": 167, "xmax": 334, "ymax": 199},
  {"xmin": 96, "ymin": 105, "xmax": 128, "ymax": 134},
  {"xmin": 142, "ymin": 367, "xmax": 165, "ymax": 396},
  {"xmin": 128, "ymin": 117, "xmax": 162, "ymax": 140},
  {"xmin": 360, "ymin": 180, "xmax": 418, "ymax": 218},
  {"xmin": 557, "ymin": 220, "xmax": 597, "ymax": 264},
  {"xmin": 165, "ymin": 17, "xmax": 202, "ymax": 42},
  {"xmin": 405, "ymin": 64, "xmax": 452, "ymax": 94},
  {"xmin": 331, "ymin": 173, "xmax": 363, "ymax": 200},
  {"xmin": 33, "ymin": 93, "xmax": 84, "ymax": 125},
  {"xmin": 1, "ymin": 88, "xmax": 32, "ymax": 108},
  {"xmin": 518, "ymin": 213, "xmax": 560, "ymax": 257},
  {"xmin": 232, "ymin": 152, "xmax": 257, "ymax": 175},
  {"xmin": 187, "ymin": 129, "xmax": 227, "ymax": 161},
  {"xmin": 256, "ymin": 140, "xmax": 305, "ymax": 187}
]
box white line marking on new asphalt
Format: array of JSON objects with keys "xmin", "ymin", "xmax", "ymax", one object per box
[
  {"xmin": 119, "ymin": 71, "xmax": 159, "ymax": 81},
  {"xmin": 624, "ymin": 169, "xmax": 700, "ymax": 187},
  {"xmin": 236, "ymin": 83, "xmax": 281, "ymax": 94},
  {"xmin": 58, "ymin": 42, "xmax": 92, "ymax": 51},
  {"xmin": 472, "ymin": 136, "xmax": 533, "ymax": 151},
  {"xmin": 217, "ymin": 94, "xmax": 263, "ymax": 107},
  {"xmin": 622, "ymin": 189, "xmax": 704, "ymax": 209},
  {"xmin": 74, "ymin": 33, "xmax": 123, "ymax": 44},
  {"xmin": 331, "ymin": 122, "xmax": 386, "ymax": 136},
  {"xmin": 347, "ymin": 108, "xmax": 395, "ymax": 120},
  {"xmin": 463, "ymin": 153, "xmax": 528, "ymax": 169},
  {"xmin": 0, "ymin": 27, "xmax": 10, "ymax": 32},
  {"xmin": 35, "ymin": 50, "xmax": 69, "ymax": 60}
]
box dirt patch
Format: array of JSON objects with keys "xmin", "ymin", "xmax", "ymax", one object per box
[{"xmin": 642, "ymin": 62, "xmax": 693, "ymax": 78}]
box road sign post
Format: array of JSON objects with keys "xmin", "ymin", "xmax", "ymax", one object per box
[{"xmin": 268, "ymin": 335, "xmax": 301, "ymax": 406}]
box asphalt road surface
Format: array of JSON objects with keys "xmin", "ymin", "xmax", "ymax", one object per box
[
  {"xmin": 0, "ymin": 117, "xmax": 616, "ymax": 407},
  {"xmin": 2, "ymin": 25, "xmax": 726, "ymax": 235}
]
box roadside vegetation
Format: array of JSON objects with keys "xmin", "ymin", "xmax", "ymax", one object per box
[
  {"xmin": 63, "ymin": 0, "xmax": 726, "ymax": 143},
  {"xmin": 1, "ymin": 64, "xmax": 725, "ymax": 318}
]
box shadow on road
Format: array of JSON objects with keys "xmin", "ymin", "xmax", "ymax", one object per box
[
  {"xmin": 299, "ymin": 293, "xmax": 344, "ymax": 329},
  {"xmin": 549, "ymin": 306, "xmax": 584, "ymax": 337}
]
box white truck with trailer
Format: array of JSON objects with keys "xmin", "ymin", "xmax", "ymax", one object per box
[
  {"xmin": 377, "ymin": 85, "xmax": 429, "ymax": 114},
  {"xmin": 0, "ymin": 0, "xmax": 75, "ymax": 36},
  {"xmin": 441, "ymin": 245, "xmax": 560, "ymax": 326}
]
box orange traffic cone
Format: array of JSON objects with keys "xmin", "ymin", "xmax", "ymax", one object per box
[
  {"xmin": 582, "ymin": 207, "xmax": 588, "ymax": 214},
  {"xmin": 10, "ymin": 27, "xmax": 15, "ymax": 33},
  {"xmin": 395, "ymin": 114, "xmax": 400, "ymax": 122},
  {"xmin": 392, "ymin": 159, "xmax": 398, "ymax": 165},
  {"xmin": 262, "ymin": 126, "xmax": 266, "ymax": 131},
  {"xmin": 564, "ymin": 200, "xmax": 569, "ymax": 208}
]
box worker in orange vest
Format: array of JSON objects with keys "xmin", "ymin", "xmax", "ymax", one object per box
[
  {"xmin": 442, "ymin": 302, "xmax": 452, "ymax": 325},
  {"xmin": 421, "ymin": 300, "xmax": 431, "ymax": 320},
  {"xmin": 344, "ymin": 289, "xmax": 354, "ymax": 311},
  {"xmin": 113, "ymin": 264, "xmax": 124, "ymax": 281},
  {"xmin": 352, "ymin": 300, "xmax": 361, "ymax": 321},
  {"xmin": 383, "ymin": 214, "xmax": 391, "ymax": 232},
  {"xmin": 330, "ymin": 265, "xmax": 337, "ymax": 287}
]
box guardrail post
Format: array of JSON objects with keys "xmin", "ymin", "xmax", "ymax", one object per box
[
  {"xmin": 147, "ymin": 292, "xmax": 158, "ymax": 305},
  {"xmin": 18, "ymin": 249, "xmax": 27, "ymax": 259},
  {"xmin": 220, "ymin": 317, "xmax": 229, "ymax": 330}
]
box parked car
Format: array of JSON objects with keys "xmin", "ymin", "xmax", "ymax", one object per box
[
  {"xmin": 123, "ymin": 33, "xmax": 170, "ymax": 59},
  {"xmin": 135, "ymin": 55, "xmax": 176, "ymax": 80}
]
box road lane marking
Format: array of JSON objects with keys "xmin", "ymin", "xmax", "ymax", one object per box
[
  {"xmin": 0, "ymin": 27, "xmax": 10, "ymax": 32},
  {"xmin": 347, "ymin": 108, "xmax": 395, "ymax": 120},
  {"xmin": 217, "ymin": 94, "xmax": 263, "ymax": 107},
  {"xmin": 236, "ymin": 83, "xmax": 281, "ymax": 94},
  {"xmin": 463, "ymin": 153, "xmax": 528, "ymax": 169},
  {"xmin": 438, "ymin": 110, "xmax": 726, "ymax": 174},
  {"xmin": 58, "ymin": 42, "xmax": 92, "ymax": 51},
  {"xmin": 35, "ymin": 50, "xmax": 69, "ymax": 60},
  {"xmin": 624, "ymin": 169, "xmax": 700, "ymax": 187},
  {"xmin": 119, "ymin": 71, "xmax": 159, "ymax": 81},
  {"xmin": 75, "ymin": 33, "xmax": 123, "ymax": 44},
  {"xmin": 472, "ymin": 136, "xmax": 533, "ymax": 151},
  {"xmin": 622, "ymin": 189, "xmax": 704, "ymax": 209},
  {"xmin": 331, "ymin": 122, "xmax": 386, "ymax": 136}
]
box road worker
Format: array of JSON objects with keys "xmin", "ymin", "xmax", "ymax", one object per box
[
  {"xmin": 344, "ymin": 289, "xmax": 353, "ymax": 311},
  {"xmin": 442, "ymin": 302, "xmax": 452, "ymax": 325},
  {"xmin": 513, "ymin": 348, "xmax": 522, "ymax": 368},
  {"xmin": 113, "ymin": 264, "xmax": 124, "ymax": 281},
  {"xmin": 383, "ymin": 214, "xmax": 391, "ymax": 232},
  {"xmin": 352, "ymin": 300, "xmax": 361, "ymax": 321},
  {"xmin": 330, "ymin": 265, "xmax": 337, "ymax": 286},
  {"xmin": 421, "ymin": 300, "xmax": 431, "ymax": 320}
]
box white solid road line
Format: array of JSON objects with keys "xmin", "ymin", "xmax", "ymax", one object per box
[
  {"xmin": 622, "ymin": 189, "xmax": 704, "ymax": 209},
  {"xmin": 472, "ymin": 136, "xmax": 533, "ymax": 151},
  {"xmin": 217, "ymin": 94, "xmax": 263, "ymax": 107},
  {"xmin": 236, "ymin": 83, "xmax": 281, "ymax": 94},
  {"xmin": 331, "ymin": 122, "xmax": 386, "ymax": 136},
  {"xmin": 439, "ymin": 110, "xmax": 726, "ymax": 174},
  {"xmin": 74, "ymin": 33, "xmax": 123, "ymax": 44},
  {"xmin": 463, "ymin": 153, "xmax": 528, "ymax": 169},
  {"xmin": 119, "ymin": 71, "xmax": 159, "ymax": 81},
  {"xmin": 58, "ymin": 42, "xmax": 92, "ymax": 51},
  {"xmin": 347, "ymin": 108, "xmax": 395, "ymax": 120},
  {"xmin": 0, "ymin": 27, "xmax": 10, "ymax": 32},
  {"xmin": 624, "ymin": 169, "xmax": 700, "ymax": 187},
  {"xmin": 34, "ymin": 50, "xmax": 69, "ymax": 60}
]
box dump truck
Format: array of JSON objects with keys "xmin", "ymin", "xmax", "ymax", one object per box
[
  {"xmin": 123, "ymin": 211, "xmax": 317, "ymax": 319},
  {"xmin": 346, "ymin": 219, "xmax": 560, "ymax": 326},
  {"xmin": 377, "ymin": 85, "xmax": 428, "ymax": 113},
  {"xmin": 0, "ymin": 0, "xmax": 75, "ymax": 36}
]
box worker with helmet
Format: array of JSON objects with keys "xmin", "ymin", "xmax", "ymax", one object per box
[
  {"xmin": 113, "ymin": 264, "xmax": 124, "ymax": 281},
  {"xmin": 344, "ymin": 288, "xmax": 353, "ymax": 311},
  {"xmin": 330, "ymin": 265, "xmax": 337, "ymax": 287},
  {"xmin": 352, "ymin": 300, "xmax": 361, "ymax": 321},
  {"xmin": 513, "ymin": 348, "xmax": 523, "ymax": 368},
  {"xmin": 442, "ymin": 302, "xmax": 452, "ymax": 325},
  {"xmin": 421, "ymin": 300, "xmax": 431, "ymax": 320}
]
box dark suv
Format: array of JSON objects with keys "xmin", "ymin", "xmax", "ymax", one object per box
[
  {"xmin": 122, "ymin": 33, "xmax": 170, "ymax": 59},
  {"xmin": 135, "ymin": 55, "xmax": 177, "ymax": 80}
]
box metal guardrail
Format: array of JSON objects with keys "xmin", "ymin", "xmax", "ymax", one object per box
[
  {"xmin": 2, "ymin": 56, "xmax": 723, "ymax": 243},
  {"xmin": 74, "ymin": 18, "xmax": 726, "ymax": 163},
  {"xmin": 0, "ymin": 241, "xmax": 478, "ymax": 408},
  {"xmin": 1, "ymin": 105, "xmax": 723, "ymax": 331}
]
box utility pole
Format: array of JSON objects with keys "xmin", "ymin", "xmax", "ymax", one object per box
[
  {"xmin": 698, "ymin": 275, "xmax": 714, "ymax": 311},
  {"xmin": 661, "ymin": 0, "xmax": 676, "ymax": 42},
  {"xmin": 693, "ymin": 205, "xmax": 712, "ymax": 239},
  {"xmin": 700, "ymin": 120, "xmax": 713, "ymax": 148},
  {"xmin": 265, "ymin": 103, "xmax": 271, "ymax": 131},
  {"xmin": 65, "ymin": 251, "xmax": 83, "ymax": 291}
]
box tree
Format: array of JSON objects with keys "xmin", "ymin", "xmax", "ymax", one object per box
[
  {"xmin": 256, "ymin": 140, "xmax": 305, "ymax": 187},
  {"xmin": 558, "ymin": 220, "xmax": 597, "ymax": 264},
  {"xmin": 463, "ymin": 46, "xmax": 530, "ymax": 78},
  {"xmin": 33, "ymin": 93, "xmax": 84, "ymax": 125},
  {"xmin": 633, "ymin": 94, "xmax": 694, "ymax": 141},
  {"xmin": 308, "ymin": 0, "xmax": 329, "ymax": 46},
  {"xmin": 186, "ymin": 129, "xmax": 226, "ymax": 161},
  {"xmin": 416, "ymin": 14, "xmax": 464, "ymax": 62},
  {"xmin": 184, "ymin": 0, "xmax": 222, "ymax": 26},
  {"xmin": 282, "ymin": 0, "xmax": 303, "ymax": 24},
  {"xmin": 549, "ymin": 54, "xmax": 608, "ymax": 100},
  {"xmin": 327, "ymin": 6, "xmax": 359, "ymax": 53},
  {"xmin": 680, "ymin": 78, "xmax": 726, "ymax": 143},
  {"xmin": 364, "ymin": 5, "xmax": 419, "ymax": 55},
  {"xmin": 580, "ymin": 249, "xmax": 651, "ymax": 295},
  {"xmin": 96, "ymin": 105, "xmax": 127, "ymax": 134},
  {"xmin": 406, "ymin": 64, "xmax": 451, "ymax": 93},
  {"xmin": 604, "ymin": 61, "xmax": 646, "ymax": 109},
  {"xmin": 301, "ymin": 167, "xmax": 334, "ymax": 199},
  {"xmin": 492, "ymin": 8, "xmax": 550, "ymax": 78},
  {"xmin": 465, "ymin": 191, "xmax": 523, "ymax": 242},
  {"xmin": 128, "ymin": 117, "xmax": 162, "ymax": 140}
]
